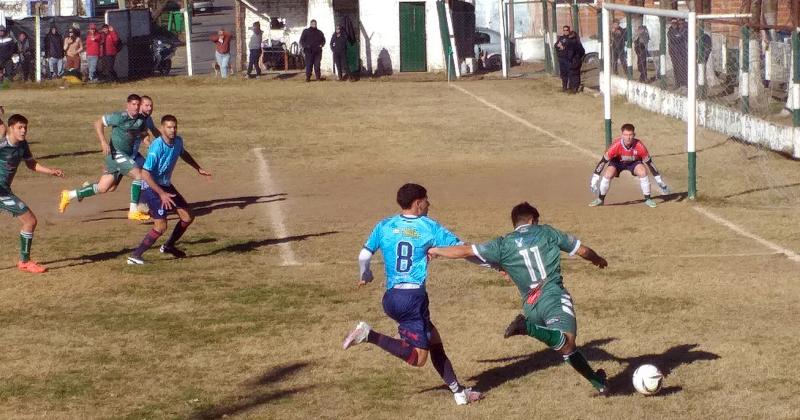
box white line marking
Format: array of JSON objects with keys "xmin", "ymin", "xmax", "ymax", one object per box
[
  {"xmin": 452, "ymin": 83, "xmax": 800, "ymax": 264},
  {"xmin": 692, "ymin": 206, "xmax": 800, "ymax": 263},
  {"xmin": 253, "ymin": 148, "xmax": 299, "ymax": 266},
  {"xmin": 451, "ymin": 84, "xmax": 597, "ymax": 158}
]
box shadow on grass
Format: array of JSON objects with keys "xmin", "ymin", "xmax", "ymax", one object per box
[
  {"xmin": 190, "ymin": 362, "xmax": 313, "ymax": 420},
  {"xmin": 37, "ymin": 150, "xmax": 98, "ymax": 160},
  {"xmin": 722, "ymin": 182, "xmax": 800, "ymax": 200},
  {"xmin": 185, "ymin": 231, "xmax": 338, "ymax": 259},
  {"xmin": 418, "ymin": 339, "xmax": 719, "ymax": 397},
  {"xmin": 651, "ymin": 138, "xmax": 730, "ymax": 158},
  {"xmin": 80, "ymin": 194, "xmax": 287, "ymax": 222},
  {"xmin": 604, "ymin": 191, "xmax": 688, "ymax": 206}
]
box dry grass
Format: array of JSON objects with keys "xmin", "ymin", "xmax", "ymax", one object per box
[{"xmin": 0, "ymin": 74, "xmax": 798, "ymax": 419}]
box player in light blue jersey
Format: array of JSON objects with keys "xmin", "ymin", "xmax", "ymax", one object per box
[
  {"xmin": 342, "ymin": 183, "xmax": 483, "ymax": 406},
  {"xmin": 127, "ymin": 114, "xmax": 211, "ymax": 265}
]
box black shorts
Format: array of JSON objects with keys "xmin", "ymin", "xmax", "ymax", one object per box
[
  {"xmin": 610, "ymin": 160, "xmax": 644, "ymax": 176},
  {"xmin": 143, "ymin": 184, "xmax": 188, "ymax": 219}
]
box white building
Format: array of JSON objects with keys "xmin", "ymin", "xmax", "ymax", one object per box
[{"xmin": 238, "ymin": 0, "xmax": 454, "ymax": 74}]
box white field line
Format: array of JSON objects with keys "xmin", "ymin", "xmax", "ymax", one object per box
[
  {"xmin": 253, "ymin": 148, "xmax": 299, "ymax": 266},
  {"xmin": 452, "ymin": 83, "xmax": 800, "ymax": 264}
]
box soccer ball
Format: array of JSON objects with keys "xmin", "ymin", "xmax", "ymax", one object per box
[{"xmin": 632, "ymin": 364, "xmax": 663, "ymax": 395}]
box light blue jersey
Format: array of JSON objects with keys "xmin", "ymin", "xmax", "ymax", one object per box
[
  {"xmin": 143, "ymin": 136, "xmax": 183, "ymax": 187},
  {"xmin": 364, "ymin": 215, "xmax": 461, "ymax": 289}
]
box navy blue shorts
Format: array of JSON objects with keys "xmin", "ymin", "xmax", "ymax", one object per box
[
  {"xmin": 610, "ymin": 160, "xmax": 644, "ymax": 176},
  {"xmin": 382, "ymin": 288, "xmax": 431, "ymax": 349},
  {"xmin": 143, "ymin": 184, "xmax": 189, "ymax": 219}
]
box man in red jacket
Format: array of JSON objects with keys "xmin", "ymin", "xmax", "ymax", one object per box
[
  {"xmin": 99, "ymin": 24, "xmax": 119, "ymax": 81},
  {"xmin": 85, "ymin": 23, "xmax": 102, "ymax": 81}
]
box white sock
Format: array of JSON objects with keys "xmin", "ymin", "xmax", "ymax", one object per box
[
  {"xmin": 599, "ymin": 177, "xmax": 611, "ymax": 195},
  {"xmin": 67, "ymin": 190, "xmax": 77, "ymax": 200},
  {"xmin": 639, "ymin": 177, "xmax": 651, "ymax": 196},
  {"xmin": 129, "ymin": 203, "xmax": 138, "ymax": 212}
]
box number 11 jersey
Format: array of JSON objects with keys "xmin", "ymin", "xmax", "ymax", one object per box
[{"xmin": 364, "ymin": 214, "xmax": 461, "ymax": 290}]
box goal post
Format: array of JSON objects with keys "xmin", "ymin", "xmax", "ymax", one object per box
[{"xmin": 601, "ymin": 3, "xmax": 698, "ymax": 199}]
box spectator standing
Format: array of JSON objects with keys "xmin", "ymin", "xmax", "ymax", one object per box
[
  {"xmin": 15, "ymin": 32, "xmax": 34, "ymax": 82},
  {"xmin": 247, "ymin": 22, "xmax": 263, "ymax": 78},
  {"xmin": 300, "ymin": 19, "xmax": 325, "ymax": 82},
  {"xmin": 64, "ymin": 28, "xmax": 83, "ymax": 73},
  {"xmin": 99, "ymin": 24, "xmax": 119, "ymax": 81},
  {"xmin": 44, "ymin": 26, "xmax": 64, "ymax": 79},
  {"xmin": 330, "ymin": 25, "xmax": 349, "ymax": 81},
  {"xmin": 85, "ymin": 23, "xmax": 101, "ymax": 81},
  {"xmin": 567, "ymin": 31, "xmax": 585, "ymax": 93},
  {"xmin": 667, "ymin": 18, "xmax": 688, "ymax": 88},
  {"xmin": 210, "ymin": 28, "xmax": 232, "ymax": 78},
  {"xmin": 610, "ymin": 21, "xmax": 626, "ymax": 75},
  {"xmin": 554, "ymin": 25, "xmax": 572, "ymax": 92},
  {"xmin": 634, "ymin": 25, "xmax": 650, "ymax": 83},
  {"xmin": 0, "ymin": 26, "xmax": 17, "ymax": 78}
]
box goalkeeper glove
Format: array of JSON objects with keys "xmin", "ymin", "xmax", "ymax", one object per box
[
  {"xmin": 654, "ymin": 175, "xmax": 670, "ymax": 194},
  {"xmin": 590, "ymin": 173, "xmax": 600, "ymax": 193}
]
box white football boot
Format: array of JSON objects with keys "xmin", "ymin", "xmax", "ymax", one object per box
[
  {"xmin": 342, "ymin": 321, "xmax": 371, "ymax": 350},
  {"xmin": 453, "ymin": 387, "xmax": 483, "ymax": 405}
]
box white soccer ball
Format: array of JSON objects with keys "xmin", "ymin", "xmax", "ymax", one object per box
[{"xmin": 632, "ymin": 364, "xmax": 663, "ymax": 395}]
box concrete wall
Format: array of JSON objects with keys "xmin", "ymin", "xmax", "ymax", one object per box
[{"xmin": 241, "ymin": 0, "xmax": 447, "ymax": 74}]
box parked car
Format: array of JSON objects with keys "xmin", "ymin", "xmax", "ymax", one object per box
[
  {"xmin": 474, "ymin": 27, "xmax": 516, "ymax": 71},
  {"xmin": 192, "ymin": 0, "xmax": 214, "ymax": 15}
]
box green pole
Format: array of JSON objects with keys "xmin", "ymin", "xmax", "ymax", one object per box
[
  {"xmin": 698, "ymin": 21, "xmax": 706, "ymax": 99},
  {"xmin": 552, "ymin": 1, "xmax": 559, "ymax": 76},
  {"xmin": 543, "ymin": 0, "xmax": 552, "ymax": 73},
  {"xmin": 688, "ymin": 151, "xmax": 696, "ymax": 199},
  {"xmin": 625, "ymin": 13, "xmax": 633, "ymax": 80},
  {"xmin": 659, "ymin": 16, "xmax": 666, "ymax": 88},
  {"xmin": 604, "ymin": 119, "xmax": 612, "ymax": 148},
  {"xmin": 571, "ymin": 0, "xmax": 579, "ymax": 36},
  {"xmin": 793, "ymin": 29, "xmax": 800, "ymax": 127},
  {"xmin": 741, "ymin": 26, "xmax": 750, "ymax": 114}
]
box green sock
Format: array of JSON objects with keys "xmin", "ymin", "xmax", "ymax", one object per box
[
  {"xmin": 526, "ymin": 321, "xmax": 567, "ymax": 349},
  {"xmin": 19, "ymin": 231, "xmax": 33, "ymax": 262},
  {"xmin": 77, "ymin": 183, "xmax": 98, "ymax": 199},
  {"xmin": 131, "ymin": 180, "xmax": 142, "ymax": 206},
  {"xmin": 564, "ymin": 350, "xmax": 605, "ymax": 390}
]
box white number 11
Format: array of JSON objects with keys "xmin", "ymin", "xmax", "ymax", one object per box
[{"xmin": 518, "ymin": 246, "xmax": 547, "ymax": 287}]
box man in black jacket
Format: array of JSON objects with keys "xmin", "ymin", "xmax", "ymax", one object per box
[
  {"xmin": 330, "ymin": 25, "xmax": 349, "ymax": 81},
  {"xmin": 0, "ymin": 26, "xmax": 17, "ymax": 79},
  {"xmin": 44, "ymin": 26, "xmax": 64, "ymax": 79},
  {"xmin": 554, "ymin": 25, "xmax": 572, "ymax": 91},
  {"xmin": 16, "ymin": 32, "xmax": 34, "ymax": 82},
  {"xmin": 300, "ymin": 19, "xmax": 326, "ymax": 82},
  {"xmin": 667, "ymin": 18, "xmax": 688, "ymax": 88},
  {"xmin": 567, "ymin": 31, "xmax": 585, "ymax": 93}
]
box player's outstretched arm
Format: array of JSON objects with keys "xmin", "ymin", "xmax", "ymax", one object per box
[
  {"xmin": 94, "ymin": 118, "xmax": 110, "ymax": 155},
  {"xmin": 25, "ymin": 159, "xmax": 63, "ymax": 177},
  {"xmin": 576, "ymin": 245, "xmax": 607, "ymax": 269},
  {"xmin": 179, "ymin": 149, "xmax": 211, "ymax": 179},
  {"xmin": 428, "ymin": 245, "xmax": 475, "ymax": 260},
  {"xmin": 644, "ymin": 158, "xmax": 670, "ymax": 194}
]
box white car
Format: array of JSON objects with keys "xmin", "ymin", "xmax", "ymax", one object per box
[{"xmin": 192, "ymin": 0, "xmax": 214, "ymax": 15}]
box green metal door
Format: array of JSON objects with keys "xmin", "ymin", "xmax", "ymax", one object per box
[{"xmin": 399, "ymin": 2, "xmax": 427, "ymax": 72}]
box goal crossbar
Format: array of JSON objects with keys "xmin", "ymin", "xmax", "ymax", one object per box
[{"xmin": 602, "ymin": 3, "xmax": 688, "ymax": 19}]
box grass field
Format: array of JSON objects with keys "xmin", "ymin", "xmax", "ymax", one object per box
[{"xmin": 1, "ymin": 74, "xmax": 799, "ymax": 419}]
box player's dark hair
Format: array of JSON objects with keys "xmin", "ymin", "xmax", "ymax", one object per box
[
  {"xmin": 396, "ymin": 183, "xmax": 427, "ymax": 209},
  {"xmin": 7, "ymin": 114, "xmax": 28, "ymax": 126},
  {"xmin": 621, "ymin": 123, "xmax": 635, "ymax": 132},
  {"xmin": 127, "ymin": 94, "xmax": 142, "ymax": 103},
  {"xmin": 161, "ymin": 114, "xmax": 178, "ymax": 124},
  {"xmin": 511, "ymin": 202, "xmax": 539, "ymax": 227},
  {"xmin": 141, "ymin": 95, "xmax": 153, "ymax": 103}
]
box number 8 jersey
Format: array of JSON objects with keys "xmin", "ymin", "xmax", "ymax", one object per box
[
  {"xmin": 364, "ymin": 214, "xmax": 462, "ymax": 290},
  {"xmin": 471, "ymin": 224, "xmax": 581, "ymax": 299}
]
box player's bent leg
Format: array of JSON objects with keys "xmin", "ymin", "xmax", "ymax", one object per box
[
  {"xmin": 634, "ymin": 164, "xmax": 657, "ymax": 208},
  {"xmin": 161, "ymin": 203, "xmax": 192, "ymax": 258},
  {"xmin": 342, "ymin": 320, "xmax": 423, "ymax": 366},
  {"xmin": 590, "ymin": 167, "xmax": 616, "ymax": 207},
  {"xmin": 16, "ymin": 210, "xmax": 46, "ymax": 274},
  {"xmin": 427, "ymin": 323, "xmax": 482, "ymax": 404}
]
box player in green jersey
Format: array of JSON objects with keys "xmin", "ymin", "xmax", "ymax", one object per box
[
  {"xmin": 58, "ymin": 94, "xmax": 153, "ymax": 221},
  {"xmin": 1, "ymin": 114, "xmax": 65, "ymax": 273},
  {"xmin": 428, "ymin": 202, "xmax": 610, "ymax": 395}
]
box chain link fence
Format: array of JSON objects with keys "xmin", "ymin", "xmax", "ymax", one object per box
[{"xmin": 0, "ymin": 6, "xmax": 190, "ymax": 86}]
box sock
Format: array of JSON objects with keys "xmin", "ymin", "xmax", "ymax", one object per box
[
  {"xmin": 525, "ymin": 321, "xmax": 566, "ymax": 350},
  {"xmin": 564, "ymin": 350, "xmax": 605, "ymax": 389},
  {"xmin": 430, "ymin": 343, "xmax": 461, "ymax": 393},
  {"xmin": 164, "ymin": 220, "xmax": 191, "ymax": 248},
  {"xmin": 132, "ymin": 229, "xmax": 162, "ymax": 258},
  {"xmin": 76, "ymin": 183, "xmax": 98, "ymax": 200},
  {"xmin": 19, "ymin": 231, "xmax": 33, "ymax": 262},
  {"xmin": 639, "ymin": 176, "xmax": 651, "ymax": 197},
  {"xmin": 366, "ymin": 330, "xmax": 417, "ymax": 365},
  {"xmin": 130, "ymin": 180, "xmax": 142, "ymax": 212},
  {"xmin": 599, "ymin": 177, "xmax": 610, "ymax": 196}
]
